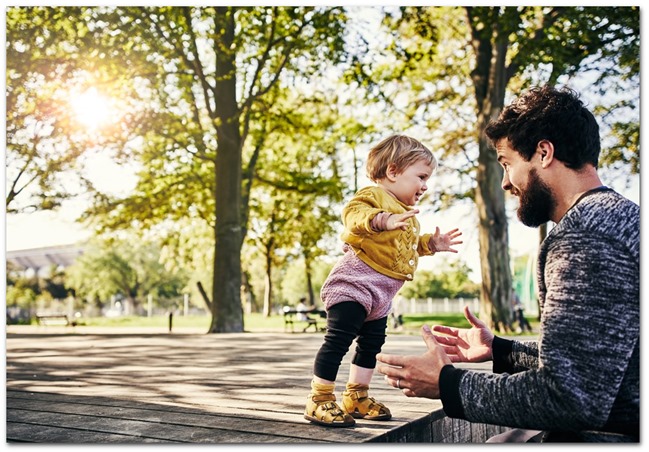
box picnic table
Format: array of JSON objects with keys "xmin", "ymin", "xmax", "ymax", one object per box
[
  {"xmin": 283, "ymin": 307, "xmax": 326, "ymax": 333},
  {"xmin": 36, "ymin": 313, "xmax": 76, "ymax": 326}
]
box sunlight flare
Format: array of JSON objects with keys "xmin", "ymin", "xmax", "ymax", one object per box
[{"xmin": 70, "ymin": 87, "xmax": 112, "ymax": 130}]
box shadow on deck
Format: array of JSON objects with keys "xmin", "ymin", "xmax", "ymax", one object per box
[{"xmin": 6, "ymin": 328, "xmax": 509, "ymax": 443}]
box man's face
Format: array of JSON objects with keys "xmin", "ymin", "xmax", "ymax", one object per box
[{"xmin": 496, "ymin": 139, "xmax": 556, "ymax": 227}]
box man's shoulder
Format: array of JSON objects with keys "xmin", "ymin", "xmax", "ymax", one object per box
[
  {"xmin": 549, "ymin": 189, "xmax": 639, "ymax": 255},
  {"xmin": 584, "ymin": 189, "xmax": 638, "ymax": 212},
  {"xmin": 570, "ymin": 189, "xmax": 639, "ymax": 228},
  {"xmin": 558, "ymin": 188, "xmax": 632, "ymax": 220}
]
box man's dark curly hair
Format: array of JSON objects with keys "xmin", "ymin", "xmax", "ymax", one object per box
[{"xmin": 484, "ymin": 85, "xmax": 601, "ymax": 169}]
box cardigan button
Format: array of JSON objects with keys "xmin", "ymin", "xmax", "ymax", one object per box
[
  {"xmin": 409, "ymin": 259, "xmax": 415, "ymax": 266},
  {"xmin": 407, "ymin": 273, "xmax": 412, "ymax": 279}
]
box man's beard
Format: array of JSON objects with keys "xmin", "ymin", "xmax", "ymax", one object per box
[{"xmin": 515, "ymin": 168, "xmax": 556, "ymax": 227}]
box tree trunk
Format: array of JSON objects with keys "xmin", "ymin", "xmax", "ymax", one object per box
[
  {"xmin": 241, "ymin": 271, "xmax": 254, "ymax": 314},
  {"xmin": 305, "ymin": 257, "xmax": 315, "ymax": 307},
  {"xmin": 468, "ymin": 7, "xmax": 513, "ymax": 332},
  {"xmin": 263, "ymin": 251, "xmax": 273, "ymax": 317},
  {"xmin": 124, "ymin": 296, "xmax": 137, "ymax": 316},
  {"xmin": 302, "ymin": 249, "xmax": 316, "ymax": 307},
  {"xmin": 536, "ymin": 222, "xmax": 548, "ymax": 319},
  {"xmin": 475, "ymin": 138, "xmax": 513, "ymax": 333},
  {"xmin": 209, "ymin": 7, "xmax": 244, "ymax": 333}
]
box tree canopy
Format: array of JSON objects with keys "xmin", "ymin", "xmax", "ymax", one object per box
[{"xmin": 5, "ymin": 6, "xmax": 639, "ymax": 332}]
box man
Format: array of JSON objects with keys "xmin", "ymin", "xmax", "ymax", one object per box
[
  {"xmin": 296, "ymin": 297, "xmax": 318, "ymax": 332},
  {"xmin": 376, "ymin": 85, "xmax": 639, "ymax": 442},
  {"xmin": 511, "ymin": 289, "xmax": 532, "ymax": 333}
]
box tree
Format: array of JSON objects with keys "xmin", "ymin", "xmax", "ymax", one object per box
[
  {"xmin": 8, "ymin": 7, "xmax": 637, "ymax": 334},
  {"xmin": 244, "ymin": 89, "xmax": 352, "ymax": 313},
  {"xmin": 246, "ymin": 191, "xmax": 293, "ymax": 316},
  {"xmin": 354, "ymin": 6, "xmax": 639, "ymax": 331},
  {"xmin": 69, "ymin": 6, "xmax": 349, "ymax": 332},
  {"xmin": 281, "ymin": 259, "xmax": 334, "ymax": 309},
  {"xmin": 5, "ymin": 263, "xmax": 40, "ymax": 314},
  {"xmin": 465, "ymin": 6, "xmax": 638, "ymax": 330},
  {"xmin": 399, "ymin": 262, "xmax": 480, "ymax": 300},
  {"xmin": 6, "ymin": 8, "xmax": 93, "ymax": 213},
  {"xmin": 5, "ymin": 7, "xmax": 149, "ymax": 214},
  {"xmin": 65, "ymin": 237, "xmax": 188, "ymax": 314}
]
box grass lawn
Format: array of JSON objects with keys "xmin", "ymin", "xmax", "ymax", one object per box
[
  {"xmin": 399, "ymin": 313, "xmax": 538, "ymax": 337},
  {"xmin": 69, "ymin": 312, "xmax": 538, "ymax": 336},
  {"xmin": 75, "ymin": 313, "xmax": 286, "ymax": 331}
]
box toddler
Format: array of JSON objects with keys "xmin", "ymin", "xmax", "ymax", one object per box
[{"xmin": 304, "ymin": 134, "xmax": 462, "ymax": 427}]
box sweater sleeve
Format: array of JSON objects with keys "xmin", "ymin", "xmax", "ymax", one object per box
[
  {"xmin": 417, "ymin": 233, "xmax": 434, "ymax": 256},
  {"xmin": 342, "ymin": 192, "xmax": 385, "ymax": 236},
  {"xmin": 439, "ymin": 338, "xmax": 539, "ymax": 417},
  {"xmin": 492, "ymin": 336, "xmax": 539, "ymax": 374},
  {"xmin": 442, "ymin": 232, "xmax": 639, "ymax": 433}
]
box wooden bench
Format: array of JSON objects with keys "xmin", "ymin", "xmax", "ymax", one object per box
[
  {"xmin": 283, "ymin": 308, "xmax": 325, "ymax": 333},
  {"xmin": 36, "ymin": 314, "xmax": 75, "ymax": 326}
]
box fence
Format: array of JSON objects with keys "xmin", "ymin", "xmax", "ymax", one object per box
[
  {"xmin": 393, "ymin": 297, "xmax": 480, "ymax": 315},
  {"xmin": 23, "ymin": 295, "xmax": 204, "ymax": 320}
]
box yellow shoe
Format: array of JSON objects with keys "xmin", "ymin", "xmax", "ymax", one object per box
[
  {"xmin": 304, "ymin": 381, "xmax": 355, "ymax": 428},
  {"xmin": 342, "ymin": 383, "xmax": 392, "ymax": 421}
]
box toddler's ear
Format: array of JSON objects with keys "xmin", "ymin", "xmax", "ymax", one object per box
[{"xmin": 386, "ymin": 164, "xmax": 399, "ymax": 181}]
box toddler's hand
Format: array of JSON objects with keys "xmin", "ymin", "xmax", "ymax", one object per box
[
  {"xmin": 430, "ymin": 227, "xmax": 463, "ymax": 253},
  {"xmin": 386, "ymin": 210, "xmax": 419, "ymax": 231}
]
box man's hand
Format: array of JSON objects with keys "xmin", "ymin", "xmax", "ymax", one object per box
[
  {"xmin": 432, "ymin": 305, "xmax": 494, "ymax": 363},
  {"xmin": 376, "ymin": 325, "xmax": 452, "ymax": 399}
]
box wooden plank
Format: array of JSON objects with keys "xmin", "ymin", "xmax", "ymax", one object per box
[
  {"xmin": 7, "ymin": 393, "xmax": 336, "ymax": 442},
  {"xmin": 6, "ymin": 423, "xmax": 173, "ymax": 443},
  {"xmin": 8, "ymin": 406, "xmax": 331, "ymax": 443},
  {"xmin": 6, "ymin": 330, "xmax": 504, "ymax": 443},
  {"xmin": 7, "ymin": 390, "xmax": 424, "ymax": 443},
  {"xmin": 7, "ymin": 388, "xmax": 422, "ymax": 427}
]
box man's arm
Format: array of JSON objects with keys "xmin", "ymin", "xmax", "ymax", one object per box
[{"xmin": 442, "ymin": 233, "xmax": 639, "ymax": 431}]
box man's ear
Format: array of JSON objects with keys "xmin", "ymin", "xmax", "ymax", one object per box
[{"xmin": 537, "ymin": 140, "xmax": 555, "ymax": 168}]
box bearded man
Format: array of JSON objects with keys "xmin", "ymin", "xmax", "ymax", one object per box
[{"xmin": 376, "ymin": 85, "xmax": 640, "ymax": 443}]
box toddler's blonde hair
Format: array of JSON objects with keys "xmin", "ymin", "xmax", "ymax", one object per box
[{"xmin": 366, "ymin": 134, "xmax": 437, "ymax": 182}]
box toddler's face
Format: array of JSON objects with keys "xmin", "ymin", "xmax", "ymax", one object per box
[{"xmin": 390, "ymin": 159, "xmax": 434, "ymax": 206}]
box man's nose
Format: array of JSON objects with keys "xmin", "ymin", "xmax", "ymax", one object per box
[{"xmin": 501, "ymin": 172, "xmax": 512, "ymax": 191}]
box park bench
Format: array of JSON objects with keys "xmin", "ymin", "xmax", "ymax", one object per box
[
  {"xmin": 36, "ymin": 314, "xmax": 75, "ymax": 327},
  {"xmin": 283, "ymin": 307, "xmax": 325, "ymax": 333}
]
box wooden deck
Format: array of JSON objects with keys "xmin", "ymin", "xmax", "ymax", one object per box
[{"xmin": 5, "ymin": 325, "xmax": 509, "ymax": 443}]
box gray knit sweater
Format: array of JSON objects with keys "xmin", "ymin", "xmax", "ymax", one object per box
[{"xmin": 439, "ymin": 188, "xmax": 640, "ymax": 442}]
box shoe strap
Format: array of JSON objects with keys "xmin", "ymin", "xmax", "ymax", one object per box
[
  {"xmin": 321, "ymin": 402, "xmax": 344, "ymax": 416},
  {"xmin": 312, "ymin": 393, "xmax": 336, "ymax": 403},
  {"xmin": 346, "ymin": 389, "xmax": 368, "ymax": 400}
]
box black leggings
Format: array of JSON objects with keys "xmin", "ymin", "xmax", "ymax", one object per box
[{"xmin": 313, "ymin": 301, "xmax": 388, "ymax": 382}]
